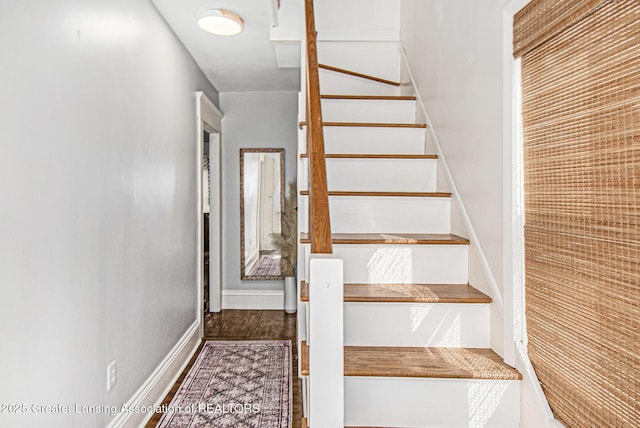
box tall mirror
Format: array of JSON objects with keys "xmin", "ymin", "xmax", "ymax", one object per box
[{"xmin": 240, "ymin": 148, "xmax": 284, "ymax": 280}]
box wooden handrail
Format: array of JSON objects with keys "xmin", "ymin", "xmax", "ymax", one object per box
[
  {"xmin": 305, "ymin": 0, "xmax": 332, "ymax": 254},
  {"xmin": 319, "ymin": 64, "xmax": 401, "ymax": 87}
]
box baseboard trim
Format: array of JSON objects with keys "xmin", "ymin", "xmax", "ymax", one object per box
[
  {"xmin": 222, "ymin": 290, "xmax": 285, "ymax": 310},
  {"xmin": 106, "ymin": 320, "xmax": 201, "ymax": 428},
  {"xmin": 398, "ymin": 43, "xmax": 505, "ymax": 315},
  {"xmin": 516, "ymin": 341, "xmax": 566, "ymax": 427}
]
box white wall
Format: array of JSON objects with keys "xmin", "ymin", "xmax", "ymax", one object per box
[
  {"xmin": 315, "ymin": 0, "xmax": 400, "ymax": 39},
  {"xmin": 400, "ymin": 0, "xmax": 505, "ymax": 293},
  {"xmin": 0, "ymin": 0, "xmax": 218, "ymax": 426},
  {"xmin": 220, "ymin": 92, "xmax": 298, "ymax": 295}
]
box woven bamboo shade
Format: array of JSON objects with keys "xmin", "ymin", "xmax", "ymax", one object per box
[
  {"xmin": 513, "ymin": 0, "xmax": 605, "ymax": 58},
  {"xmin": 516, "ymin": 1, "xmax": 640, "ymax": 427}
]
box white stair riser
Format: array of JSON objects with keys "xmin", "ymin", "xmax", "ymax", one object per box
[
  {"xmin": 321, "ymin": 99, "xmax": 416, "ymax": 123},
  {"xmin": 300, "ymin": 158, "xmax": 437, "ymax": 192},
  {"xmin": 303, "ymin": 244, "xmax": 468, "ymax": 284},
  {"xmin": 320, "ymin": 72, "xmax": 400, "ymax": 96},
  {"xmin": 323, "ymin": 127, "xmax": 426, "ymax": 154},
  {"xmin": 300, "ymin": 196, "xmax": 450, "ymax": 234},
  {"xmin": 344, "ymin": 302, "xmax": 490, "ymax": 348},
  {"xmin": 345, "ymin": 377, "xmax": 520, "ymax": 427}
]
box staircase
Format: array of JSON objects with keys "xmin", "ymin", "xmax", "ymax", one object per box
[{"xmin": 297, "ymin": 2, "xmax": 521, "ymax": 426}]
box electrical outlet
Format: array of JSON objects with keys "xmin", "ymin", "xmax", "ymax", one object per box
[{"xmin": 107, "ymin": 360, "xmax": 117, "ymax": 391}]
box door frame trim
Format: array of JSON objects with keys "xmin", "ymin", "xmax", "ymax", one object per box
[{"xmin": 196, "ymin": 92, "xmax": 223, "ymax": 338}]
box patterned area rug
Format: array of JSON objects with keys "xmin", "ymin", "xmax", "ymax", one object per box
[
  {"xmin": 157, "ymin": 341, "xmax": 291, "ymax": 428},
  {"xmin": 248, "ymin": 255, "xmax": 281, "ymax": 276}
]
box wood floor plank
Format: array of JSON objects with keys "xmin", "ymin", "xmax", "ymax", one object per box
[
  {"xmin": 344, "ymin": 346, "xmax": 522, "ymax": 380},
  {"xmin": 300, "ymin": 233, "xmax": 469, "ymax": 245},
  {"xmin": 300, "ymin": 282, "xmax": 492, "ymax": 304},
  {"xmin": 299, "ymin": 190, "xmax": 451, "ymax": 198}
]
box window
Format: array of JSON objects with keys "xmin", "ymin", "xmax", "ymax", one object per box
[{"xmin": 514, "ymin": 1, "xmax": 639, "ymax": 426}]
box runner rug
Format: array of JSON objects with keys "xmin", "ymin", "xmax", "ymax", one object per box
[{"xmin": 157, "ymin": 340, "xmax": 291, "ymax": 428}]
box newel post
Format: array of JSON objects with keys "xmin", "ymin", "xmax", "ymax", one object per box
[{"xmin": 308, "ymin": 255, "xmax": 344, "ymax": 427}]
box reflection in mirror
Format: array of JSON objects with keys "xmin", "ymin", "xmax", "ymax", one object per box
[{"xmin": 240, "ymin": 148, "xmax": 284, "ymax": 280}]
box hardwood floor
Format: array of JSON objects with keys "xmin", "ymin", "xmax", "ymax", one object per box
[{"xmin": 145, "ymin": 310, "xmax": 301, "ymax": 428}]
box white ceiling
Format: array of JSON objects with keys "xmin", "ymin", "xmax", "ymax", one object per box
[{"xmin": 152, "ymin": 0, "xmax": 300, "ymax": 92}]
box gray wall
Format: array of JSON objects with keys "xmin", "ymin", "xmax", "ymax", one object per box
[
  {"xmin": 400, "ymin": 0, "xmax": 505, "ymax": 292},
  {"xmin": 220, "ymin": 91, "xmax": 298, "ymax": 292},
  {"xmin": 0, "ymin": 0, "xmax": 218, "ymax": 426}
]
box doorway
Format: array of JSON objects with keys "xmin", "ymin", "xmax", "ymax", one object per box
[
  {"xmin": 202, "ymin": 129, "xmax": 221, "ymax": 313},
  {"xmin": 196, "ymin": 92, "xmax": 222, "ymax": 337}
]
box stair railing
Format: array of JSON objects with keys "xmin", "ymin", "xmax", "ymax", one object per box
[
  {"xmin": 305, "ymin": 0, "xmax": 332, "ymax": 253},
  {"xmin": 303, "ymin": 0, "xmax": 344, "ymax": 426}
]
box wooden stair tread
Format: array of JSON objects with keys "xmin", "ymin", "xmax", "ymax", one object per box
[
  {"xmin": 300, "ymin": 190, "xmax": 451, "ymax": 198},
  {"xmin": 300, "ymin": 341, "xmax": 521, "ymax": 381},
  {"xmin": 301, "ymin": 340, "xmax": 309, "ymax": 376},
  {"xmin": 322, "ymin": 94, "xmax": 416, "ymax": 101},
  {"xmin": 300, "ymin": 233, "xmax": 469, "ymax": 245},
  {"xmin": 319, "ymin": 64, "xmax": 401, "ymax": 86},
  {"xmin": 300, "ymin": 153, "xmax": 437, "ymax": 159},
  {"xmin": 344, "ymin": 346, "xmax": 522, "ymax": 380},
  {"xmin": 299, "ymin": 121, "xmax": 426, "ymax": 128},
  {"xmin": 300, "ymin": 282, "xmax": 492, "ymax": 304}
]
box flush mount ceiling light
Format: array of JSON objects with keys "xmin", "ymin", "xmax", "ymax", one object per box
[{"xmin": 197, "ymin": 9, "xmax": 244, "ymax": 36}]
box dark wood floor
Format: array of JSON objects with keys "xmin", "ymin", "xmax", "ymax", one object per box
[{"xmin": 145, "ymin": 310, "xmax": 301, "ymax": 428}]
